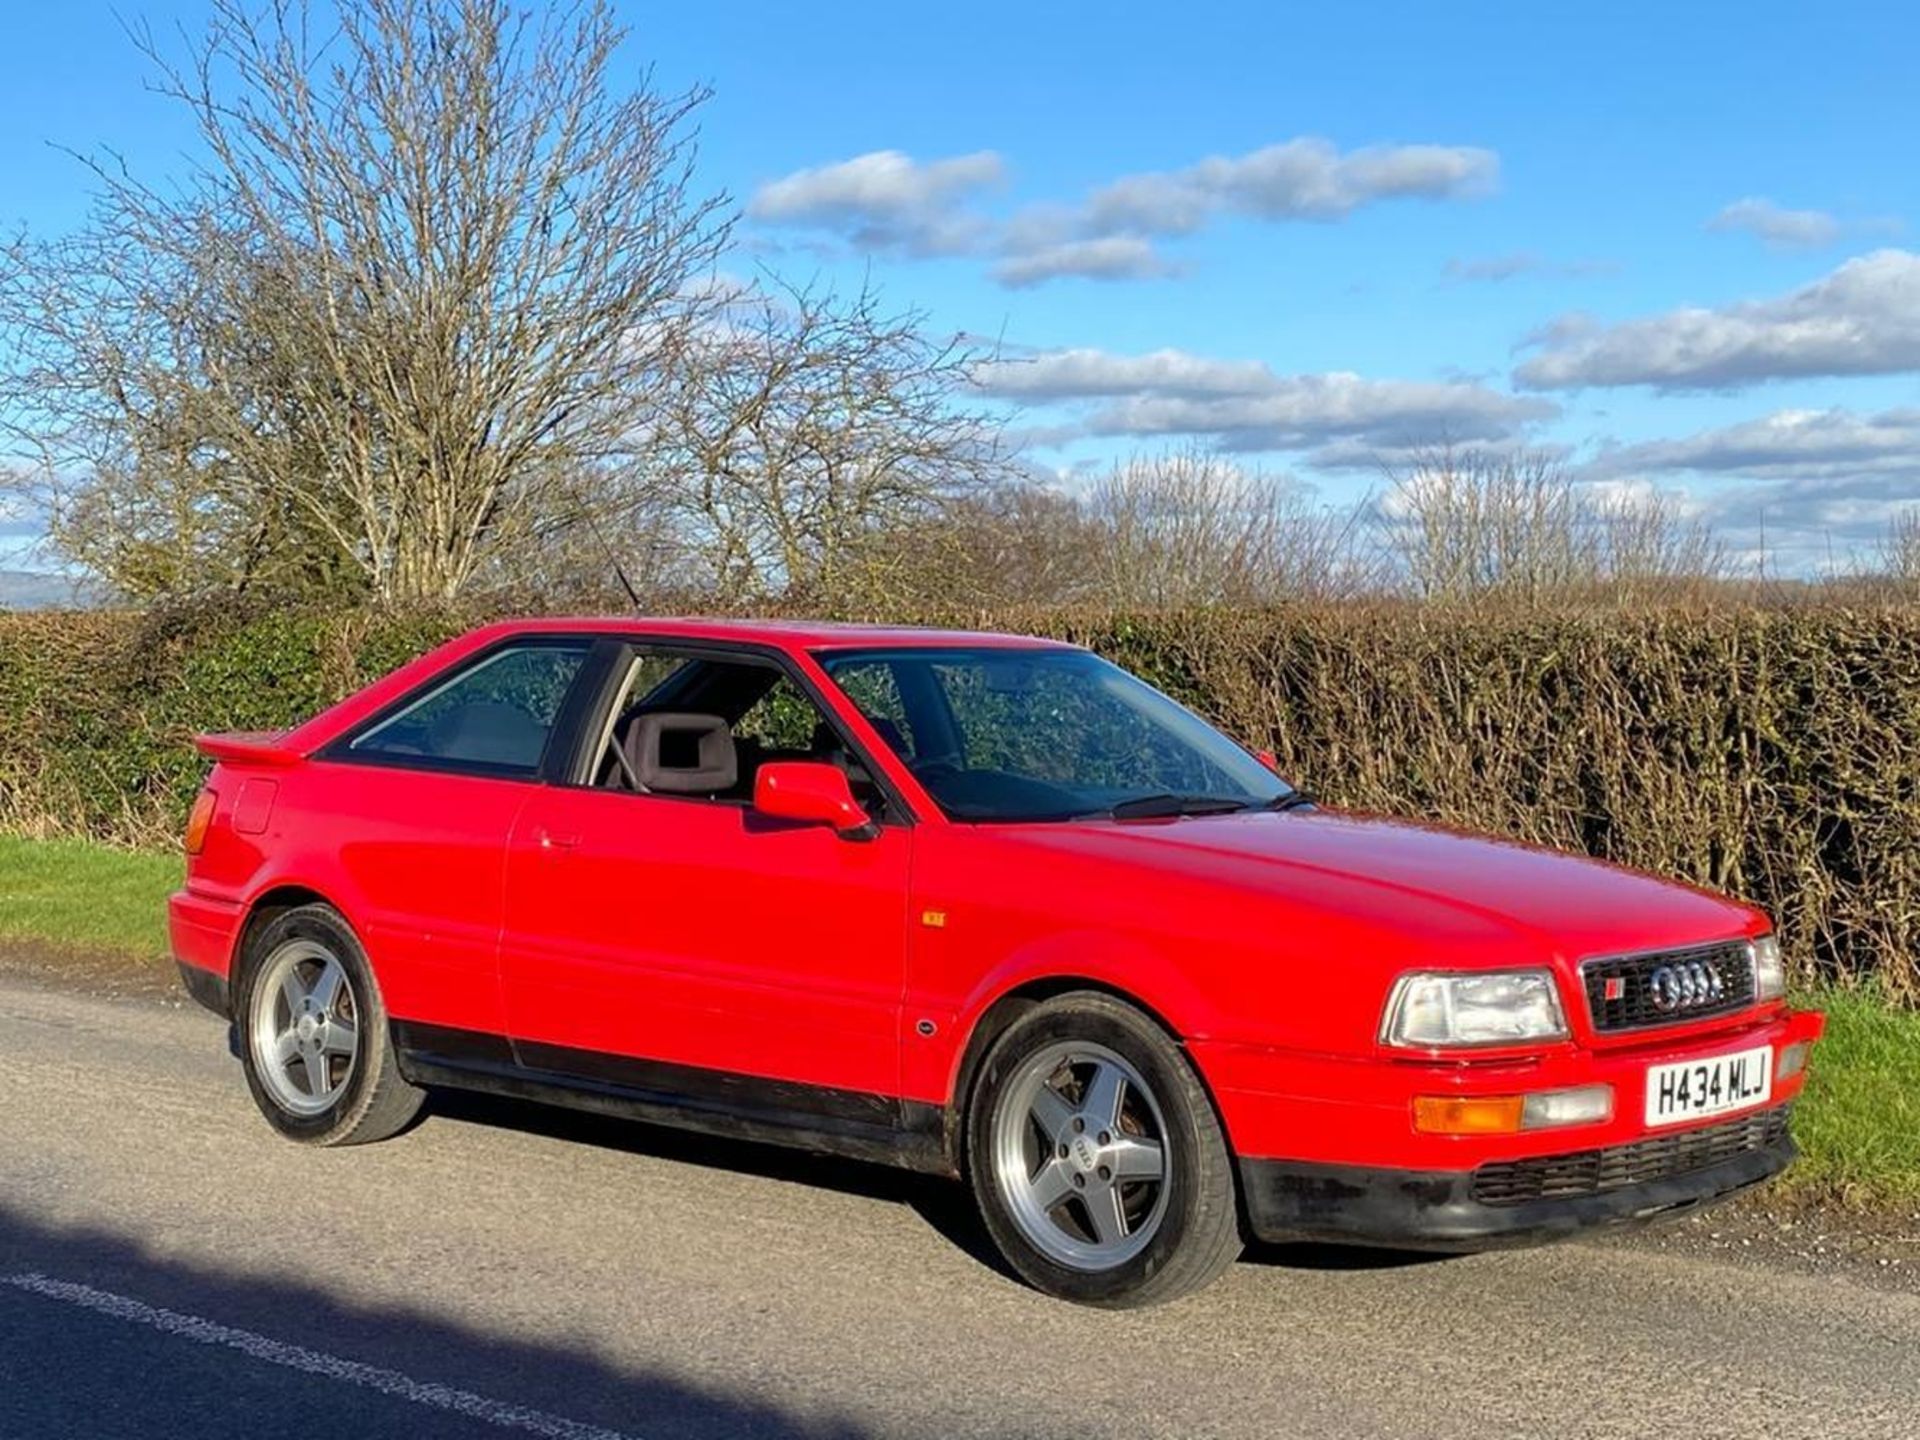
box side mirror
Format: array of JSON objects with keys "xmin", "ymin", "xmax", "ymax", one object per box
[{"xmin": 753, "ymin": 761, "xmax": 877, "ymax": 840}]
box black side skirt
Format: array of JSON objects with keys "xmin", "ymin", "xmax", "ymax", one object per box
[{"xmin": 391, "ymin": 1021, "xmax": 953, "ymax": 1177}]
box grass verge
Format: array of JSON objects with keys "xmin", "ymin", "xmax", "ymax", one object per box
[
  {"xmin": 1787, "ymin": 987, "xmax": 1920, "ymax": 1205},
  {"xmin": 0, "ymin": 833, "xmax": 179, "ymax": 958},
  {"xmin": 0, "ymin": 833, "xmax": 1913, "ymax": 1206}
]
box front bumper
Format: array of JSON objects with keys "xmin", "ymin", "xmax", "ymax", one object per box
[
  {"xmin": 1199, "ymin": 1005, "xmax": 1825, "ymax": 1169},
  {"xmin": 1240, "ymin": 1104, "xmax": 1796, "ymax": 1250}
]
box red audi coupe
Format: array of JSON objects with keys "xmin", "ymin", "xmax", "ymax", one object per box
[{"xmin": 171, "ymin": 618, "xmax": 1824, "ymax": 1305}]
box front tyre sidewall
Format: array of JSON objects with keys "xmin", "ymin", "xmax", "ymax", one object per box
[{"xmin": 968, "ymin": 997, "xmax": 1238, "ymax": 1306}]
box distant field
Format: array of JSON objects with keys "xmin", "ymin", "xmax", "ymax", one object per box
[
  {"xmin": 0, "ymin": 832, "xmax": 1912, "ymax": 1205},
  {"xmin": 0, "ymin": 568, "xmax": 99, "ymax": 608}
]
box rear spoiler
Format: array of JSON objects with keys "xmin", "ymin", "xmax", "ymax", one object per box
[{"xmin": 194, "ymin": 731, "xmax": 305, "ymax": 768}]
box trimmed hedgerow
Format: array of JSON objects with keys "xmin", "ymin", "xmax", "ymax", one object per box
[{"xmin": 4, "ymin": 600, "xmax": 1918, "ymax": 999}]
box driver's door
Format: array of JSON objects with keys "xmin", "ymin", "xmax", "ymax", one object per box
[{"xmin": 497, "ymin": 647, "xmax": 913, "ymax": 1102}]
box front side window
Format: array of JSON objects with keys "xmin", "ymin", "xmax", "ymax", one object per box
[
  {"xmin": 820, "ymin": 647, "xmax": 1289, "ymax": 822},
  {"xmin": 587, "ymin": 648, "xmax": 887, "ymax": 813},
  {"xmin": 347, "ymin": 642, "xmax": 591, "ymax": 776}
]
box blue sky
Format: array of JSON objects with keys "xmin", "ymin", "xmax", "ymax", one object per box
[{"xmin": 4, "ymin": 1, "xmax": 1917, "ymax": 573}]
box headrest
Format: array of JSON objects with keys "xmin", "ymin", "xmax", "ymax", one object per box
[{"xmin": 627, "ymin": 712, "xmax": 737, "ymax": 794}]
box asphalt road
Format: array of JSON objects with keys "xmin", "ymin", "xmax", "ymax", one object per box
[{"xmin": 1, "ymin": 972, "xmax": 1915, "ymax": 1440}]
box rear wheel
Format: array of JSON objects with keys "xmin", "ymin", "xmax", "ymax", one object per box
[
  {"xmin": 235, "ymin": 904, "xmax": 423, "ymax": 1145},
  {"xmin": 966, "ymin": 992, "xmax": 1241, "ymax": 1307}
]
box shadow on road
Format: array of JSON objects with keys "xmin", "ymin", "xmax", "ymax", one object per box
[
  {"xmin": 425, "ymin": 1089, "xmax": 1457, "ymax": 1284},
  {"xmin": 1241, "ymin": 1241, "xmax": 1455, "ymax": 1273},
  {"xmin": 425, "ymin": 1087, "xmax": 1021, "ymax": 1281},
  {"xmin": 0, "ymin": 1199, "xmax": 888, "ymax": 1440}
]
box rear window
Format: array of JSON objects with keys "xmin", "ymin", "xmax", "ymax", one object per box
[{"xmin": 346, "ymin": 642, "xmax": 591, "ymax": 776}]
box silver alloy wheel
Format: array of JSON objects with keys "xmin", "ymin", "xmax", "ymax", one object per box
[
  {"xmin": 248, "ymin": 938, "xmax": 360, "ymax": 1117},
  {"xmin": 990, "ymin": 1040, "xmax": 1170, "ymax": 1271}
]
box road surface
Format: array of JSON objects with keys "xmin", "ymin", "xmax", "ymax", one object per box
[{"xmin": 0, "ymin": 970, "xmax": 1914, "ymax": 1439}]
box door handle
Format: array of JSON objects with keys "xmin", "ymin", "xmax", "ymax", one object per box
[{"xmin": 537, "ymin": 829, "xmax": 580, "ymax": 852}]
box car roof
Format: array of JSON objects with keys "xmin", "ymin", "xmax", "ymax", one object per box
[{"xmin": 467, "ymin": 616, "xmax": 1082, "ymax": 653}]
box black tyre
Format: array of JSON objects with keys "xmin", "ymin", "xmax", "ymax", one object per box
[
  {"xmin": 966, "ymin": 992, "xmax": 1241, "ymax": 1307},
  {"xmin": 234, "ymin": 903, "xmax": 423, "ymax": 1145}
]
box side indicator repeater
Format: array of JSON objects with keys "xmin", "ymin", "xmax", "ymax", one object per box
[{"xmin": 920, "ymin": 910, "xmax": 948, "ymax": 929}]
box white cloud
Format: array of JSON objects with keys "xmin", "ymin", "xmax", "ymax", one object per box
[
  {"xmin": 1514, "ymin": 249, "xmax": 1920, "ymax": 390},
  {"xmin": 1308, "ymin": 434, "xmax": 1572, "ymax": 473},
  {"xmin": 747, "ymin": 150, "xmax": 1005, "ymax": 257},
  {"xmin": 1706, "ymin": 197, "xmax": 1842, "ymax": 251},
  {"xmin": 974, "ymin": 347, "xmax": 1279, "ymax": 400},
  {"xmin": 988, "ymin": 144, "xmax": 1495, "ymax": 286},
  {"xmin": 992, "ymin": 236, "xmax": 1178, "ymax": 288},
  {"xmin": 1084, "ymin": 139, "xmax": 1498, "ymax": 236},
  {"xmin": 974, "ymin": 346, "xmax": 1554, "ymax": 458},
  {"xmin": 0, "ymin": 475, "xmax": 45, "ymax": 539},
  {"xmin": 750, "ymin": 137, "xmax": 1498, "ymax": 287},
  {"xmin": 1589, "ymin": 406, "xmax": 1920, "ymax": 483},
  {"xmin": 1581, "ymin": 406, "xmax": 1920, "ymax": 573}
]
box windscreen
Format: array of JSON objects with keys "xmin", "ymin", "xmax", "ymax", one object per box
[{"xmin": 821, "ymin": 647, "xmax": 1290, "ymax": 822}]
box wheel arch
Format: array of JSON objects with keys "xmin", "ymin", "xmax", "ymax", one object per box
[
  {"xmin": 941, "ymin": 966, "xmax": 1220, "ymax": 1177},
  {"xmin": 234, "ymin": 882, "xmax": 352, "ymax": 979}
]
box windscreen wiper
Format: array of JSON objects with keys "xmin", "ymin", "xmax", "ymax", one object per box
[
  {"xmin": 1108, "ymin": 793, "xmax": 1252, "ymax": 820},
  {"xmin": 1259, "ymin": 791, "xmax": 1316, "ymax": 812}
]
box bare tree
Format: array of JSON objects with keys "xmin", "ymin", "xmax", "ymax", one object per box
[
  {"xmin": 1083, "ymin": 449, "xmax": 1377, "ymax": 606},
  {"xmin": 1385, "ymin": 447, "xmax": 1595, "ymax": 601},
  {"xmin": 839, "ymin": 479, "xmax": 1105, "ymax": 612},
  {"xmin": 1874, "ymin": 509, "xmax": 1920, "ymax": 588},
  {"xmin": 0, "ymin": 0, "xmax": 727, "ymax": 602},
  {"xmin": 638, "ymin": 276, "xmax": 1013, "ymax": 607},
  {"xmin": 821, "ymin": 449, "xmax": 1379, "ymax": 614},
  {"xmin": 1383, "ymin": 447, "xmax": 1723, "ymax": 603},
  {"xmin": 1590, "ymin": 485, "xmax": 1726, "ymax": 600}
]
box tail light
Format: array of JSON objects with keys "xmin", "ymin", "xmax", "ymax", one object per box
[{"xmin": 184, "ymin": 789, "xmax": 219, "ymax": 855}]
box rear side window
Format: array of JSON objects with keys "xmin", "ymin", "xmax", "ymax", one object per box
[{"xmin": 346, "ymin": 642, "xmax": 591, "ymax": 776}]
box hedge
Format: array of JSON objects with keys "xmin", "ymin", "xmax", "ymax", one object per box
[{"xmin": 4, "ymin": 601, "xmax": 1918, "ymax": 1000}]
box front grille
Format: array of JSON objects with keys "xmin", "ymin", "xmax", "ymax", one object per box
[
  {"xmin": 1581, "ymin": 940, "xmax": 1755, "ymax": 1033},
  {"xmin": 1471, "ymin": 1106, "xmax": 1790, "ymax": 1207}
]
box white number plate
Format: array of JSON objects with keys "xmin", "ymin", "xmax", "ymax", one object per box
[{"xmin": 1644, "ymin": 1045, "xmax": 1773, "ymax": 1127}]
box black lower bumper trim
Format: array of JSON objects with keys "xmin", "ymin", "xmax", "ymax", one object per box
[
  {"xmin": 1240, "ymin": 1124, "xmax": 1797, "ymax": 1251},
  {"xmin": 175, "ymin": 960, "xmax": 231, "ymax": 1019}
]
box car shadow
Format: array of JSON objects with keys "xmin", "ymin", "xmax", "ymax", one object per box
[
  {"xmin": 422, "ymin": 1088, "xmax": 1022, "ymax": 1281},
  {"xmin": 0, "ymin": 1199, "xmax": 891, "ymax": 1440},
  {"xmin": 423, "ymin": 1089, "xmax": 1451, "ymax": 1283},
  {"xmin": 1240, "ymin": 1240, "xmax": 1457, "ymax": 1273}
]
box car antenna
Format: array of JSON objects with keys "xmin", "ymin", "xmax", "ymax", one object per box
[
  {"xmin": 609, "ymin": 552, "xmax": 644, "ymax": 611},
  {"xmin": 566, "ymin": 478, "xmax": 647, "ymax": 611}
]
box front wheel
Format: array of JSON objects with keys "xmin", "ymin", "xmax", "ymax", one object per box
[
  {"xmin": 235, "ymin": 903, "xmax": 423, "ymax": 1145},
  {"xmin": 966, "ymin": 992, "xmax": 1242, "ymax": 1307}
]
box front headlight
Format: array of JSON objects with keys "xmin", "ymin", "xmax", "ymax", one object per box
[
  {"xmin": 1381, "ymin": 969, "xmax": 1569, "ymax": 1048},
  {"xmin": 1751, "ymin": 934, "xmax": 1787, "ymax": 1001}
]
